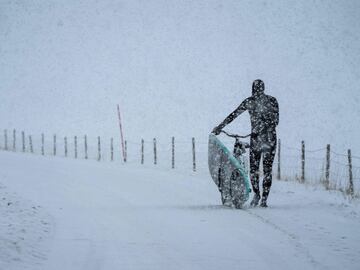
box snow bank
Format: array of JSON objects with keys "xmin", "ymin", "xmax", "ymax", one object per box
[{"xmin": 0, "ymin": 182, "xmax": 53, "ymax": 270}]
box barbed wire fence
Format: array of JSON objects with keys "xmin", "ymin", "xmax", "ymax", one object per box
[
  {"xmin": 1, "ymin": 128, "xmax": 359, "ymax": 198},
  {"xmin": 278, "ymin": 141, "xmax": 360, "ymax": 198}
]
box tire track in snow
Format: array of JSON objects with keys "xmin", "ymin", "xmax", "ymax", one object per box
[
  {"xmin": 245, "ymin": 209, "xmax": 325, "ymax": 270},
  {"xmin": 73, "ymin": 238, "xmax": 104, "ymax": 270}
]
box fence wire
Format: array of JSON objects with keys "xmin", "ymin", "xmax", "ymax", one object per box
[{"xmin": 1, "ymin": 128, "xmax": 359, "ymax": 197}]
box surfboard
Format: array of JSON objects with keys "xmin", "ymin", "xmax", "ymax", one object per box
[{"xmin": 208, "ymin": 134, "xmax": 251, "ymax": 208}]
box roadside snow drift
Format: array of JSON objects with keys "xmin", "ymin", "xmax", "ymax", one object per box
[{"xmin": 0, "ymin": 182, "xmax": 52, "ymax": 270}]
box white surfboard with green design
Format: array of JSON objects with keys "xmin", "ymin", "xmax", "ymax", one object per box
[{"xmin": 208, "ymin": 134, "xmax": 251, "ymax": 208}]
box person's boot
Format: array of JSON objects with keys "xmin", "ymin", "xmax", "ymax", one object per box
[
  {"xmin": 259, "ymin": 197, "xmax": 268, "ymax": 208},
  {"xmin": 261, "ymin": 183, "xmax": 271, "ymax": 208},
  {"xmin": 250, "ymin": 193, "xmax": 261, "ymax": 207}
]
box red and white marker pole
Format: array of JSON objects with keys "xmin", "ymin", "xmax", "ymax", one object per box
[{"xmin": 117, "ymin": 104, "xmax": 126, "ymax": 162}]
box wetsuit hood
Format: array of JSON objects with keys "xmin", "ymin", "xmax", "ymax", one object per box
[{"xmin": 252, "ymin": 79, "xmax": 265, "ymax": 96}]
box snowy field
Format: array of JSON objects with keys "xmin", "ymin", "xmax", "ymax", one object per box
[{"xmin": 1, "ymin": 150, "xmax": 360, "ymax": 270}]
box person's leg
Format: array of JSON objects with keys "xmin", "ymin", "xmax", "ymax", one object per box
[
  {"xmin": 261, "ymin": 144, "xmax": 276, "ymax": 206},
  {"xmin": 250, "ymin": 146, "xmax": 261, "ymax": 206}
]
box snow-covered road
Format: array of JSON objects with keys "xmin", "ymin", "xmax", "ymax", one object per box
[{"xmin": 1, "ymin": 151, "xmax": 359, "ymax": 270}]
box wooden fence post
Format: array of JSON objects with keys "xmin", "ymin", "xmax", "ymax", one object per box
[
  {"xmin": 172, "ymin": 136, "xmax": 175, "ymax": 169},
  {"xmin": 153, "ymin": 138, "xmax": 157, "ymax": 165},
  {"xmin": 192, "ymin": 137, "xmax": 196, "ymax": 172},
  {"xmin": 29, "ymin": 135, "xmax": 34, "ymax": 153},
  {"xmin": 4, "ymin": 129, "xmax": 8, "ymax": 150},
  {"xmin": 64, "ymin": 137, "xmax": 68, "ymax": 157},
  {"xmin": 22, "ymin": 131, "xmax": 25, "ymax": 152},
  {"xmin": 13, "ymin": 129, "xmax": 16, "ymax": 152},
  {"xmin": 347, "ymin": 149, "xmax": 354, "ymax": 197},
  {"xmin": 74, "ymin": 136, "xmax": 78, "ymax": 159},
  {"xmin": 124, "ymin": 140, "xmax": 127, "ymax": 163},
  {"xmin": 53, "ymin": 135, "xmax": 57, "ymax": 156},
  {"xmin": 325, "ymin": 144, "xmax": 330, "ymax": 189},
  {"xmin": 97, "ymin": 136, "xmax": 101, "ymax": 161},
  {"xmin": 110, "ymin": 137, "xmax": 114, "ymax": 161},
  {"xmin": 277, "ymin": 139, "xmax": 281, "ymax": 180},
  {"xmin": 84, "ymin": 135, "xmax": 88, "ymax": 159},
  {"xmin": 13, "ymin": 129, "xmax": 16, "ymax": 151},
  {"xmin": 41, "ymin": 133, "xmax": 44, "ymax": 155},
  {"xmin": 141, "ymin": 139, "xmax": 144, "ymax": 164},
  {"xmin": 301, "ymin": 140, "xmax": 305, "ymax": 183}
]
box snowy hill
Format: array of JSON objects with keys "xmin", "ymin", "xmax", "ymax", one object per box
[
  {"xmin": 0, "ymin": 0, "xmax": 360, "ymax": 154},
  {"xmin": 1, "ymin": 151, "xmax": 360, "ymax": 270}
]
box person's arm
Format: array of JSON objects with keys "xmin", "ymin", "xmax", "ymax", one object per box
[
  {"xmin": 212, "ymin": 99, "xmax": 249, "ymax": 134},
  {"xmin": 273, "ymin": 98, "xmax": 279, "ymax": 126}
]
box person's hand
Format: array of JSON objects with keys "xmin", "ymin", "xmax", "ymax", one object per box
[{"xmin": 212, "ymin": 126, "xmax": 222, "ymax": 135}]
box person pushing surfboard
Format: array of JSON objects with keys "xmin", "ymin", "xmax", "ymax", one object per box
[{"xmin": 212, "ymin": 79, "xmax": 279, "ymax": 207}]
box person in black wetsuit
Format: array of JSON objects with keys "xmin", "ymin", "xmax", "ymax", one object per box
[{"xmin": 212, "ymin": 79, "xmax": 279, "ymax": 207}]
